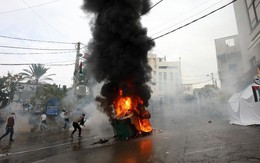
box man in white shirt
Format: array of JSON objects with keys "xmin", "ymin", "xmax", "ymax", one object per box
[
  {"xmin": 61, "ymin": 108, "xmax": 70, "ymax": 130},
  {"xmin": 40, "ymin": 112, "xmax": 47, "ymax": 131}
]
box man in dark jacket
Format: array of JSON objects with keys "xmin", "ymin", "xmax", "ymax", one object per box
[
  {"xmin": 70, "ymin": 113, "xmax": 85, "ymax": 138},
  {"xmin": 0, "ymin": 112, "xmax": 16, "ymax": 142}
]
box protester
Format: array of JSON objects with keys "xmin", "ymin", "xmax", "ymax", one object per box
[
  {"xmin": 0, "ymin": 112, "xmax": 16, "ymax": 142},
  {"xmin": 40, "ymin": 112, "xmax": 47, "ymax": 131},
  {"xmin": 60, "ymin": 108, "xmax": 70, "ymax": 130},
  {"xmin": 70, "ymin": 113, "xmax": 85, "ymax": 138}
]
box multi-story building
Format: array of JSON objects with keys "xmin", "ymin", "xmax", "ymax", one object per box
[
  {"xmin": 148, "ymin": 54, "xmax": 182, "ymax": 99},
  {"xmin": 232, "ymin": 0, "xmax": 260, "ymax": 89},
  {"xmin": 214, "ymin": 35, "xmax": 243, "ymax": 92},
  {"xmin": 147, "ymin": 53, "xmax": 157, "ymax": 96}
]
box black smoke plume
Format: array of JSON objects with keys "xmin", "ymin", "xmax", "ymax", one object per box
[{"xmin": 82, "ymin": 0, "xmax": 155, "ymax": 108}]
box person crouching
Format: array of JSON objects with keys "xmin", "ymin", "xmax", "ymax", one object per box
[{"xmin": 70, "ymin": 114, "xmax": 85, "ymax": 139}]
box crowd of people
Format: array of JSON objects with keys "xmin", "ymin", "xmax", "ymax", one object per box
[{"xmin": 0, "ymin": 108, "xmax": 87, "ymax": 144}]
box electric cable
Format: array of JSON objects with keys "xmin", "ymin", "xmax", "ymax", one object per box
[
  {"xmin": 0, "ymin": 0, "xmax": 60, "ymax": 15},
  {"xmin": 0, "ymin": 34, "xmax": 76, "ymax": 44},
  {"xmin": 0, "ymin": 45, "xmax": 75, "ymax": 51},
  {"xmin": 141, "ymin": 0, "xmax": 163, "ymax": 15},
  {"xmin": 183, "ymin": 74, "xmax": 215, "ymax": 77},
  {"xmin": 0, "ymin": 63, "xmax": 74, "ymax": 66},
  {"xmin": 183, "ymin": 79, "xmax": 212, "ymax": 85},
  {"xmin": 0, "ymin": 51, "xmax": 76, "ymax": 55},
  {"xmin": 150, "ymin": 0, "xmax": 225, "ymax": 37},
  {"xmin": 22, "ymin": 0, "xmax": 73, "ymax": 42},
  {"xmin": 152, "ymin": 0, "xmax": 237, "ymax": 40}
]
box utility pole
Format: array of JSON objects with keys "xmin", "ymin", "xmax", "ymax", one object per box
[
  {"xmin": 179, "ymin": 57, "xmax": 182, "ymax": 94},
  {"xmin": 207, "ymin": 73, "xmax": 215, "ymax": 87},
  {"xmin": 73, "ymin": 42, "xmax": 81, "ymax": 105},
  {"xmin": 210, "ymin": 73, "xmax": 214, "ymax": 86}
]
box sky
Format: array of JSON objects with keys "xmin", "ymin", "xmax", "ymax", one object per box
[{"xmin": 0, "ymin": 0, "xmax": 238, "ymax": 88}]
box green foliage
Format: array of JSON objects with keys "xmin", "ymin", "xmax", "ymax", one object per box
[
  {"xmin": 19, "ymin": 64, "xmax": 55, "ymax": 84},
  {"xmin": 0, "ymin": 73, "xmax": 22, "ymax": 108},
  {"xmin": 30, "ymin": 84, "xmax": 67, "ymax": 108}
]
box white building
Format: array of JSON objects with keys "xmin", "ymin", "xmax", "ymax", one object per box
[
  {"xmin": 148, "ymin": 54, "xmax": 182, "ymax": 98},
  {"xmin": 232, "ymin": 0, "xmax": 260, "ymax": 89}
]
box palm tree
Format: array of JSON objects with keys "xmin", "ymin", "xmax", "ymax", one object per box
[{"xmin": 19, "ymin": 64, "xmax": 55, "ymax": 84}]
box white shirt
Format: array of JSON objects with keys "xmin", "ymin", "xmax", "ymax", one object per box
[
  {"xmin": 61, "ymin": 111, "xmax": 68, "ymax": 119},
  {"xmin": 41, "ymin": 114, "xmax": 47, "ymax": 121}
]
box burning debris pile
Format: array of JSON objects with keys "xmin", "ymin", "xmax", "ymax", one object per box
[{"xmin": 82, "ymin": 0, "xmax": 155, "ymax": 139}]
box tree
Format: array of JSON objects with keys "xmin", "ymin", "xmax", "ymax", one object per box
[
  {"xmin": 19, "ymin": 64, "xmax": 55, "ymax": 84},
  {"xmin": 0, "ymin": 73, "xmax": 22, "ymax": 108},
  {"xmin": 30, "ymin": 84, "xmax": 67, "ymax": 109}
]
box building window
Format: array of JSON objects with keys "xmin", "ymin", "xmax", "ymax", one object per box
[
  {"xmin": 225, "ymin": 38, "xmax": 235, "ymax": 46},
  {"xmin": 163, "ymin": 72, "xmax": 167, "ymax": 80},
  {"xmin": 170, "ymin": 72, "xmax": 174, "ymax": 80},
  {"xmin": 246, "ymin": 0, "xmax": 260, "ymax": 29},
  {"xmin": 159, "ymin": 72, "xmax": 162, "ymax": 80},
  {"xmin": 158, "ymin": 66, "xmax": 167, "ymax": 69},
  {"xmin": 158, "ymin": 66, "xmax": 177, "ymax": 69}
]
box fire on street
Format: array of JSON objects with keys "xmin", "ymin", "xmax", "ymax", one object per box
[{"xmin": 1, "ymin": 100, "xmax": 260, "ymax": 163}]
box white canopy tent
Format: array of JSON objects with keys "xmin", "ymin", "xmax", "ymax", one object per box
[{"xmin": 228, "ymin": 84, "xmax": 260, "ymax": 125}]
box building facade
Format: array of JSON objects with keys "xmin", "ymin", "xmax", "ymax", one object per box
[
  {"xmin": 148, "ymin": 54, "xmax": 182, "ymax": 98},
  {"xmin": 214, "ymin": 35, "xmax": 243, "ymax": 92},
  {"xmin": 233, "ymin": 0, "xmax": 260, "ymax": 89}
]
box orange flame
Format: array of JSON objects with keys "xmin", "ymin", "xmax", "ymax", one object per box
[
  {"xmin": 113, "ymin": 89, "xmax": 152, "ymax": 133},
  {"xmin": 114, "ymin": 96, "xmax": 131, "ymax": 117}
]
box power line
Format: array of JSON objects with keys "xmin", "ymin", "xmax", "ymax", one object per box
[
  {"xmin": 22, "ymin": 0, "xmax": 73, "ymax": 41},
  {"xmin": 45, "ymin": 63, "xmax": 75, "ymax": 66},
  {"xmin": 149, "ymin": 0, "xmax": 212, "ymax": 31},
  {"xmin": 141, "ymin": 0, "xmax": 163, "ymax": 15},
  {"xmin": 0, "ymin": 34, "xmax": 76, "ymax": 44},
  {"xmin": 0, "ymin": 50, "xmax": 76, "ymax": 55},
  {"xmin": 183, "ymin": 79, "xmax": 212, "ymax": 85},
  {"xmin": 150, "ymin": 0, "xmax": 224, "ymax": 37},
  {"xmin": 152, "ymin": 0, "xmax": 237, "ymax": 40},
  {"xmin": 0, "ymin": 63, "xmax": 74, "ymax": 66},
  {"xmin": 183, "ymin": 72, "xmax": 218, "ymax": 78},
  {"xmin": 0, "ymin": 45, "xmax": 75, "ymax": 51},
  {"xmin": 0, "ymin": 0, "xmax": 60, "ymax": 15}
]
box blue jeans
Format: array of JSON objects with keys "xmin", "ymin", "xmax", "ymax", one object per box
[
  {"xmin": 40, "ymin": 120, "xmax": 47, "ymax": 131},
  {"xmin": 63, "ymin": 118, "xmax": 69, "ymax": 129},
  {"xmin": 0, "ymin": 127, "xmax": 14, "ymax": 141}
]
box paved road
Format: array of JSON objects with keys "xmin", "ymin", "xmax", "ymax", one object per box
[{"xmin": 0, "ymin": 100, "xmax": 260, "ymax": 162}]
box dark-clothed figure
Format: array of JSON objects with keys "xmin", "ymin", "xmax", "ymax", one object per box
[
  {"xmin": 0, "ymin": 112, "xmax": 16, "ymax": 142},
  {"xmin": 70, "ymin": 114, "xmax": 85, "ymax": 138}
]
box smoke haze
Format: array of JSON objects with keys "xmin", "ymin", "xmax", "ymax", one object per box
[{"xmin": 82, "ymin": 0, "xmax": 155, "ymax": 107}]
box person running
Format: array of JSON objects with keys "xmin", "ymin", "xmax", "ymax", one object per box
[
  {"xmin": 70, "ymin": 113, "xmax": 85, "ymax": 138},
  {"xmin": 0, "ymin": 112, "xmax": 16, "ymax": 142},
  {"xmin": 40, "ymin": 112, "xmax": 47, "ymax": 131},
  {"xmin": 61, "ymin": 108, "xmax": 70, "ymax": 130}
]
